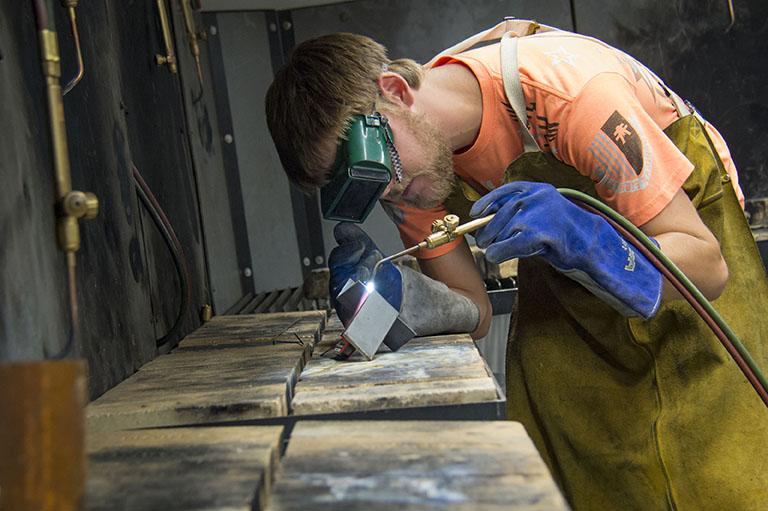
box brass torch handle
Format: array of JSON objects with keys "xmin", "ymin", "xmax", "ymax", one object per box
[
  {"xmin": 423, "ymin": 213, "xmax": 495, "ymax": 249},
  {"xmin": 453, "ymin": 214, "xmax": 495, "ymax": 237}
]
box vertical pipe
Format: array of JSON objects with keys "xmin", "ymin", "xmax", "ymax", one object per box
[
  {"xmin": 155, "ymin": 0, "xmax": 178, "ymax": 73},
  {"xmin": 66, "ymin": 252, "xmax": 81, "ymax": 357},
  {"xmin": 33, "ymin": 0, "xmax": 95, "ymax": 358}
]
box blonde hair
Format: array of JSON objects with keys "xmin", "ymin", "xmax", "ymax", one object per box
[{"xmin": 265, "ymin": 33, "xmax": 423, "ymax": 192}]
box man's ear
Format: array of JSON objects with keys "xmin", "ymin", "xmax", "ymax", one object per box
[{"xmin": 377, "ymin": 72, "xmax": 415, "ymax": 108}]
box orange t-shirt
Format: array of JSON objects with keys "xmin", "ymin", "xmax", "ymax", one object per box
[{"xmin": 385, "ymin": 31, "xmax": 743, "ymax": 259}]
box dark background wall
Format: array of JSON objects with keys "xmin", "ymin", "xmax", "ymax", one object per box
[{"xmin": 575, "ymin": 0, "xmax": 768, "ymax": 201}]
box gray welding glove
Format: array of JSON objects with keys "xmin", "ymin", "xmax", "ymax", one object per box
[
  {"xmin": 329, "ymin": 222, "xmax": 479, "ymax": 336},
  {"xmin": 397, "ymin": 265, "xmax": 480, "ymax": 336}
]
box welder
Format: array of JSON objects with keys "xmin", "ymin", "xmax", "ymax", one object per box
[{"xmin": 265, "ymin": 19, "xmax": 768, "ymax": 510}]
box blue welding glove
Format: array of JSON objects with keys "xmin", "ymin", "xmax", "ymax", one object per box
[
  {"xmin": 328, "ymin": 222, "xmax": 479, "ymax": 333},
  {"xmin": 328, "ymin": 222, "xmax": 402, "ymax": 315},
  {"xmin": 471, "ymin": 182, "xmax": 662, "ymax": 319}
]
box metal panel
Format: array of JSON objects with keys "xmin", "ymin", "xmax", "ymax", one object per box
[
  {"xmin": 290, "ymin": 0, "xmax": 574, "ymax": 261},
  {"xmin": 172, "ymin": 4, "xmax": 255, "ymax": 313},
  {"xmin": 217, "ymin": 11, "xmax": 305, "ymax": 293},
  {"xmin": 265, "ymin": 10, "xmax": 327, "ymax": 277},
  {"xmin": 201, "ymin": 0, "xmax": 353, "ymax": 11}
]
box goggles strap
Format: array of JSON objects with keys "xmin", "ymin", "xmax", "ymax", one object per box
[
  {"xmin": 387, "ymin": 139, "xmax": 403, "ymax": 183},
  {"xmin": 378, "ymin": 114, "xmax": 403, "ymax": 183}
]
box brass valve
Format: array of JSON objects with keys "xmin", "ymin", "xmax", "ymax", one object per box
[
  {"xmin": 431, "ymin": 214, "xmax": 460, "ymax": 234},
  {"xmin": 201, "ymin": 304, "xmax": 213, "ymax": 322},
  {"xmin": 425, "ymin": 214, "xmax": 461, "ymax": 249},
  {"xmin": 62, "ymin": 191, "xmax": 99, "ymax": 220},
  {"xmin": 423, "ymin": 213, "xmax": 496, "ymax": 249},
  {"xmin": 155, "ymin": 53, "xmax": 177, "ymax": 73},
  {"xmin": 57, "ymin": 191, "xmax": 99, "ymax": 253}
]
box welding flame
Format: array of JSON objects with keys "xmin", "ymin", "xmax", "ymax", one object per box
[{"xmin": 365, "ymin": 281, "xmax": 376, "ymax": 293}]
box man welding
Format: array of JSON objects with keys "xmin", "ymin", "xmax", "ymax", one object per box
[{"xmin": 265, "ymin": 19, "xmax": 768, "ymax": 510}]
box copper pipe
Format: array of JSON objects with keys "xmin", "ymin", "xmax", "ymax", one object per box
[
  {"xmin": 62, "ymin": 3, "xmax": 84, "ymax": 96},
  {"xmin": 66, "ymin": 251, "xmax": 81, "ymax": 357},
  {"xmin": 725, "ymin": 0, "xmax": 736, "ymax": 32}
]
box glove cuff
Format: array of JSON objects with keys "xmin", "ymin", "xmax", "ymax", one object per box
[
  {"xmin": 553, "ymin": 236, "xmax": 663, "ymax": 319},
  {"xmin": 398, "ymin": 266, "xmax": 480, "ymax": 336}
]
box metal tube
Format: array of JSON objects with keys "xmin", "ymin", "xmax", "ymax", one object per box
[
  {"xmin": 180, "ymin": 0, "xmax": 204, "ymax": 87},
  {"xmin": 33, "ymin": 0, "xmax": 55, "ymax": 31},
  {"xmin": 62, "ymin": 5, "xmax": 84, "ymax": 96},
  {"xmin": 451, "ymin": 214, "xmax": 495, "ymax": 238},
  {"xmin": 39, "ymin": 29, "xmax": 71, "ymax": 202},
  {"xmin": 371, "ymin": 244, "xmax": 423, "ymax": 279},
  {"xmin": 155, "ymin": 0, "xmax": 178, "ymax": 73},
  {"xmin": 65, "ymin": 251, "xmax": 81, "ymax": 357},
  {"xmin": 725, "ymin": 0, "xmax": 736, "ymax": 32}
]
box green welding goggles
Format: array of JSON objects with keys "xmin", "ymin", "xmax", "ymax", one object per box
[{"xmin": 321, "ymin": 112, "xmax": 402, "ymax": 223}]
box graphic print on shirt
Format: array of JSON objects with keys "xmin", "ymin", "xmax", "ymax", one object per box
[
  {"xmin": 501, "ymin": 100, "xmax": 560, "ymax": 152},
  {"xmin": 544, "ymin": 46, "xmax": 579, "ymax": 67},
  {"xmin": 589, "ymin": 112, "xmax": 653, "ymax": 194},
  {"xmin": 528, "ymin": 103, "xmax": 560, "ymax": 152},
  {"xmin": 501, "ymin": 99, "xmax": 520, "ymax": 122},
  {"xmin": 537, "ymin": 114, "xmax": 560, "ymax": 149}
]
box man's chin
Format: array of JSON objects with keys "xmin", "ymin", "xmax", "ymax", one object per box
[{"xmin": 404, "ymin": 194, "xmax": 444, "ymax": 210}]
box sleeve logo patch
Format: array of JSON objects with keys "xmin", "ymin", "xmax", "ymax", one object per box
[
  {"xmin": 588, "ymin": 113, "xmax": 653, "ymax": 195},
  {"xmin": 600, "ymin": 111, "xmax": 644, "ymax": 175}
]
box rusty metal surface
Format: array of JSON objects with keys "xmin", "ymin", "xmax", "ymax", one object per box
[{"xmin": 0, "ymin": 360, "xmax": 87, "ymax": 511}]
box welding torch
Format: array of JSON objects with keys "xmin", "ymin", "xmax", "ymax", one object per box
[{"xmin": 371, "ymin": 212, "xmax": 494, "ymax": 279}]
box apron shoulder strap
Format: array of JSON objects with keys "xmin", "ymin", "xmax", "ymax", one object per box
[
  {"xmin": 425, "ymin": 18, "xmax": 558, "ymax": 66},
  {"xmin": 428, "ymin": 18, "xmax": 552, "ymax": 154},
  {"xmin": 500, "ymin": 33, "xmax": 541, "ymax": 153},
  {"xmin": 427, "ymin": 19, "xmax": 561, "ymax": 156}
]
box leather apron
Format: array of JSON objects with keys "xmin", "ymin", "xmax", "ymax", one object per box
[{"xmin": 444, "ymin": 28, "xmax": 768, "ymax": 511}]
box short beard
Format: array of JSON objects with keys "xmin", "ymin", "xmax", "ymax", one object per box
[{"xmin": 400, "ymin": 110, "xmax": 456, "ymax": 209}]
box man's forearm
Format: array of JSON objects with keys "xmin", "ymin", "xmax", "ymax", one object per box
[{"xmin": 655, "ymin": 232, "xmax": 729, "ymax": 302}]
